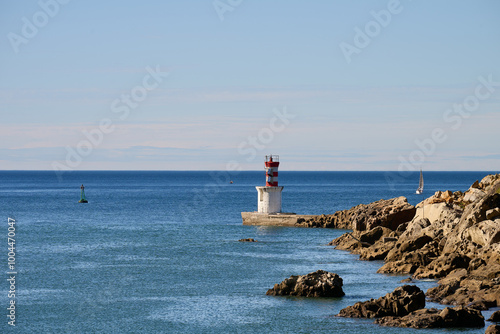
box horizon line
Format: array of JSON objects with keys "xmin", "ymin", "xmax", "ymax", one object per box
[{"xmin": 0, "ymin": 170, "xmax": 498, "ymax": 173}]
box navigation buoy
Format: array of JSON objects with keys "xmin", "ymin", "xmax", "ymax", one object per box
[{"xmin": 78, "ymin": 184, "xmax": 88, "ymax": 203}]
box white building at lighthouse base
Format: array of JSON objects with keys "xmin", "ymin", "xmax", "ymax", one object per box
[{"xmin": 256, "ymin": 186, "xmax": 283, "ymax": 213}]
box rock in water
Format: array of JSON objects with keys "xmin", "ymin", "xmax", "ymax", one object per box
[
  {"xmin": 266, "ymin": 270, "xmax": 344, "ymax": 297},
  {"xmin": 489, "ymin": 310, "xmax": 500, "ymax": 322},
  {"xmin": 439, "ymin": 306, "xmax": 484, "ymax": 327},
  {"xmin": 375, "ymin": 306, "xmax": 484, "ymax": 328},
  {"xmin": 337, "ymin": 285, "xmax": 425, "ymax": 318},
  {"xmin": 486, "ymin": 324, "xmax": 500, "ymax": 334},
  {"xmin": 238, "ymin": 238, "xmax": 257, "ymax": 242}
]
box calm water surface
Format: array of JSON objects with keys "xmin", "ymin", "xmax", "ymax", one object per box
[{"xmin": 0, "ymin": 171, "xmax": 498, "ymax": 333}]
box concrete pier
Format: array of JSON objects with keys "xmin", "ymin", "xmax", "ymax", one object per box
[{"xmin": 241, "ymin": 212, "xmax": 316, "ymax": 227}]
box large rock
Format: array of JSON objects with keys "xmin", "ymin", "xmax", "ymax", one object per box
[
  {"xmin": 426, "ymin": 268, "xmax": 500, "ymax": 309},
  {"xmin": 359, "ymin": 236, "xmax": 396, "ymax": 261},
  {"xmin": 377, "ymin": 225, "xmax": 440, "ymax": 275},
  {"xmin": 489, "ymin": 310, "xmax": 500, "ymax": 322},
  {"xmin": 330, "ymin": 226, "xmax": 396, "ymax": 261},
  {"xmin": 359, "ymin": 226, "xmax": 392, "ymax": 244},
  {"xmin": 412, "ymin": 253, "xmax": 471, "ymax": 279},
  {"xmin": 463, "ymin": 188, "xmax": 486, "ymax": 202},
  {"xmin": 266, "ymin": 270, "xmax": 344, "ymax": 297},
  {"xmin": 375, "ymin": 306, "xmax": 484, "ymax": 328},
  {"xmin": 298, "ymin": 196, "xmax": 415, "ymax": 230},
  {"xmin": 486, "ymin": 325, "xmax": 500, "ymax": 334},
  {"xmin": 337, "ymin": 285, "xmax": 425, "ymax": 318},
  {"xmin": 411, "ymin": 202, "xmax": 462, "ymax": 229},
  {"xmin": 463, "ymin": 219, "xmax": 500, "ymax": 247},
  {"xmin": 439, "ymin": 306, "xmax": 484, "ymax": 327}
]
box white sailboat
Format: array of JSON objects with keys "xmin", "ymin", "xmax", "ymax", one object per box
[{"xmin": 416, "ymin": 169, "xmax": 424, "ymax": 194}]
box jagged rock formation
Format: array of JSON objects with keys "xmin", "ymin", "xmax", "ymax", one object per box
[
  {"xmin": 330, "ymin": 174, "xmax": 500, "ymax": 310},
  {"xmin": 337, "ymin": 285, "xmax": 425, "ymax": 318},
  {"xmin": 296, "ymin": 196, "xmax": 415, "ymax": 230},
  {"xmin": 266, "ymin": 270, "xmax": 344, "ymax": 297},
  {"xmin": 375, "ymin": 306, "xmax": 484, "ymax": 329}
]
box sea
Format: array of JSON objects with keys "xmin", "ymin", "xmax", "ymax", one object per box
[{"xmin": 1, "ymin": 170, "xmax": 498, "ymax": 333}]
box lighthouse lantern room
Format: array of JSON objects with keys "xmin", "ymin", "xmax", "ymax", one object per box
[{"xmin": 256, "ymin": 155, "xmax": 283, "ymax": 213}]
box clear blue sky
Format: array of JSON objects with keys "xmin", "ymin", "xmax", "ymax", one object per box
[{"xmin": 1, "ymin": 0, "xmax": 499, "ymax": 171}]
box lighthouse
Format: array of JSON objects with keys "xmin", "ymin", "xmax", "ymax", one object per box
[
  {"xmin": 256, "ymin": 155, "xmax": 283, "ymax": 213},
  {"xmin": 242, "ymin": 155, "xmax": 315, "ymax": 226}
]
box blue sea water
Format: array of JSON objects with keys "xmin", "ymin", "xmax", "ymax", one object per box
[{"xmin": 0, "ymin": 170, "xmax": 498, "ymax": 333}]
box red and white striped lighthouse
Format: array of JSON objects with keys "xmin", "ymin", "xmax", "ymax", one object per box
[
  {"xmin": 265, "ymin": 155, "xmax": 279, "ymax": 187},
  {"xmin": 256, "ymin": 155, "xmax": 283, "ymax": 213}
]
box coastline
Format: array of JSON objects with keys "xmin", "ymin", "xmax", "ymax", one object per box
[{"xmin": 261, "ymin": 173, "xmax": 500, "ymax": 330}]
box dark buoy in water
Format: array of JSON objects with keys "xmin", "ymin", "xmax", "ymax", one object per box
[{"xmin": 78, "ymin": 184, "xmax": 88, "ymax": 203}]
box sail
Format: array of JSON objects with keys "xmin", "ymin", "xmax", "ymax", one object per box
[{"xmin": 416, "ymin": 169, "xmax": 424, "ymax": 194}]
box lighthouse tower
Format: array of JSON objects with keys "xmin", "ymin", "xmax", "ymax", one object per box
[{"xmin": 256, "ymin": 155, "xmax": 283, "ymax": 213}]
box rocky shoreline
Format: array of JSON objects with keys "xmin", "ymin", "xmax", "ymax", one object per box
[
  {"xmin": 283, "ymin": 173, "xmax": 500, "ymax": 331},
  {"xmin": 337, "ymin": 284, "xmax": 486, "ymax": 329}
]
